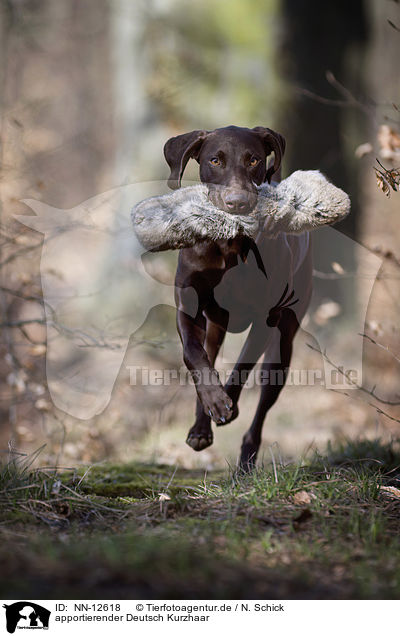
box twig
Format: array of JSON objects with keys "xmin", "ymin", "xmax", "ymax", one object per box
[
  {"xmin": 269, "ymin": 446, "xmax": 278, "ymax": 483},
  {"xmin": 0, "ymin": 241, "xmax": 43, "ymax": 268},
  {"xmin": 329, "ymin": 388, "xmax": 400, "ymax": 425},
  {"xmin": 388, "ymin": 19, "xmax": 400, "ymax": 32},
  {"xmin": 308, "ymin": 343, "xmax": 400, "ymax": 406},
  {"xmin": 297, "ymin": 70, "xmax": 374, "ymax": 120},
  {"xmin": 60, "ymin": 483, "xmax": 129, "ymax": 515},
  {"xmin": 360, "ymin": 332, "xmax": 400, "ymax": 366},
  {"xmin": 0, "ymin": 318, "xmax": 46, "ymax": 328},
  {"xmin": 296, "ymin": 87, "xmax": 351, "ymax": 108}
]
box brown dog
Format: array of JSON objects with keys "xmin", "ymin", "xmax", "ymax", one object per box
[{"xmin": 164, "ymin": 126, "xmax": 312, "ymax": 468}]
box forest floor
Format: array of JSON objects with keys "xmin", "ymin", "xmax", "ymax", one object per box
[{"xmin": 1, "ymin": 438, "xmax": 400, "ymax": 599}]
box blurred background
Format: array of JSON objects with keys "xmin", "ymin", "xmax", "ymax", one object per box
[{"xmin": 0, "ymin": 0, "xmax": 399, "ymax": 470}]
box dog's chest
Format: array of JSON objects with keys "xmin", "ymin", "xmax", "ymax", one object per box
[{"xmin": 211, "ymin": 235, "xmax": 295, "ymax": 331}]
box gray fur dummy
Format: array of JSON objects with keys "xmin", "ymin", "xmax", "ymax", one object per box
[{"xmin": 132, "ymin": 170, "xmax": 350, "ymax": 252}]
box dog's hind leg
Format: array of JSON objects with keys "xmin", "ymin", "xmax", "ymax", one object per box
[
  {"xmin": 239, "ymin": 308, "xmax": 299, "ymax": 470},
  {"xmin": 186, "ymin": 320, "xmax": 227, "ymax": 451},
  {"xmin": 223, "ymin": 320, "xmax": 277, "ymax": 424}
]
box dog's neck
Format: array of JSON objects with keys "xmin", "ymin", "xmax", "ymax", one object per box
[{"xmin": 215, "ymin": 235, "xmax": 268, "ymax": 278}]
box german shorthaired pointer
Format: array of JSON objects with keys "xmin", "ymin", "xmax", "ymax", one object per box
[{"xmin": 164, "ymin": 126, "xmax": 312, "ymax": 468}]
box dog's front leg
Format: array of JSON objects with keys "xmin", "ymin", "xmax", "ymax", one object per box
[
  {"xmin": 186, "ymin": 320, "xmax": 227, "ymax": 451},
  {"xmin": 177, "ymin": 309, "xmax": 233, "ymax": 425}
]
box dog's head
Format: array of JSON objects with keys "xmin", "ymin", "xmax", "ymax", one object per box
[{"xmin": 164, "ymin": 125, "xmax": 285, "ymax": 214}]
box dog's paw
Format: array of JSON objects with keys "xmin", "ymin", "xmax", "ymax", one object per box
[
  {"xmin": 200, "ymin": 386, "xmax": 233, "ymax": 426},
  {"xmin": 219, "ymin": 398, "xmax": 239, "ymax": 426},
  {"xmin": 239, "ymin": 434, "xmax": 259, "ymax": 471},
  {"xmin": 186, "ymin": 429, "xmax": 213, "ymax": 451}
]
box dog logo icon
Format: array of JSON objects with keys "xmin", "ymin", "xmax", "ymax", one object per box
[{"xmin": 3, "ymin": 602, "xmax": 50, "ymax": 634}]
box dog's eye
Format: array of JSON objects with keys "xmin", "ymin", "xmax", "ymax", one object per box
[
  {"xmin": 249, "ymin": 157, "xmax": 259, "ymax": 167},
  {"xmin": 209, "ymin": 157, "xmax": 220, "ymax": 166}
]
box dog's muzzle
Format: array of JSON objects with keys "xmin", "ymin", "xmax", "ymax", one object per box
[{"xmin": 207, "ymin": 185, "xmax": 258, "ymax": 215}]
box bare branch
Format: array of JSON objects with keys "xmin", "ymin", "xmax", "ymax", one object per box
[
  {"xmin": 0, "ymin": 285, "xmax": 44, "ymax": 304},
  {"xmin": 387, "ymin": 19, "xmax": 400, "ymax": 32},
  {"xmin": 366, "ymin": 245, "xmax": 400, "ymax": 268},
  {"xmin": 0, "ymin": 318, "xmax": 46, "ymax": 328},
  {"xmin": 307, "ymin": 343, "xmax": 400, "ymax": 406},
  {"xmin": 296, "ymin": 87, "xmax": 351, "ymax": 108},
  {"xmin": 360, "ymin": 332, "xmax": 400, "ymax": 366},
  {"xmin": 0, "ymin": 241, "xmax": 43, "ymax": 268}
]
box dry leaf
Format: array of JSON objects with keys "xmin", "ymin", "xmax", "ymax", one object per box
[
  {"xmin": 16, "ymin": 425, "xmax": 35, "ymax": 442},
  {"xmin": 355, "ymin": 142, "xmax": 372, "ymax": 159},
  {"xmin": 385, "ymin": 169, "xmax": 400, "ymax": 191},
  {"xmin": 378, "ymin": 124, "xmax": 400, "ymax": 161},
  {"xmin": 15, "ymin": 234, "xmax": 33, "ymax": 245},
  {"xmin": 331, "ymin": 261, "xmax": 345, "ymax": 275},
  {"xmin": 18, "ymin": 272, "xmax": 32, "ymax": 285},
  {"xmin": 314, "ymin": 301, "xmax": 341, "ymax": 325},
  {"xmin": 375, "ymin": 161, "xmax": 400, "ymax": 197},
  {"xmin": 380, "ymin": 486, "xmax": 400, "ymax": 499},
  {"xmin": 375, "ymin": 169, "xmax": 391, "ymax": 196},
  {"xmin": 51, "ymin": 479, "xmax": 62, "ymax": 495},
  {"xmin": 27, "ymin": 382, "xmax": 45, "ymax": 396},
  {"xmin": 29, "ymin": 344, "xmax": 47, "ymax": 356},
  {"xmin": 7, "ymin": 370, "xmax": 27, "ymax": 394},
  {"xmin": 34, "ymin": 398, "xmax": 51, "ymax": 411},
  {"xmin": 366, "ymin": 320, "xmax": 383, "ymax": 337},
  {"xmin": 293, "ymin": 490, "xmax": 313, "ymax": 505}
]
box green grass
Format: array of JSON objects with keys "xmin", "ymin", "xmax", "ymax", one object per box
[{"xmin": 1, "ymin": 438, "xmax": 400, "ymax": 599}]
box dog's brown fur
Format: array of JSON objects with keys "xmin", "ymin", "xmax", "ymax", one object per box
[{"xmin": 164, "ymin": 126, "xmax": 312, "ymax": 468}]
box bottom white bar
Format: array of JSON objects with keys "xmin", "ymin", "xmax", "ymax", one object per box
[{"xmin": 1, "ymin": 599, "xmax": 399, "ymax": 635}]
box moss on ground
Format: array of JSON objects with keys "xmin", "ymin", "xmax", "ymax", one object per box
[
  {"xmin": 76, "ymin": 462, "xmax": 225, "ymax": 498},
  {"xmin": 1, "ymin": 438, "xmax": 400, "ymax": 599}
]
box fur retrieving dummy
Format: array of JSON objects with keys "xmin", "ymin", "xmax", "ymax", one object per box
[{"xmin": 132, "ymin": 170, "xmax": 350, "ymax": 252}]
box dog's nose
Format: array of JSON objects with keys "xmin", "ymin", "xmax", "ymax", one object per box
[{"xmin": 223, "ymin": 192, "xmax": 249, "ymax": 213}]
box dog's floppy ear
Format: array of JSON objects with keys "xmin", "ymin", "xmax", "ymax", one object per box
[
  {"xmin": 164, "ymin": 130, "xmax": 209, "ymax": 189},
  {"xmin": 252, "ymin": 127, "xmax": 286, "ymax": 184}
]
